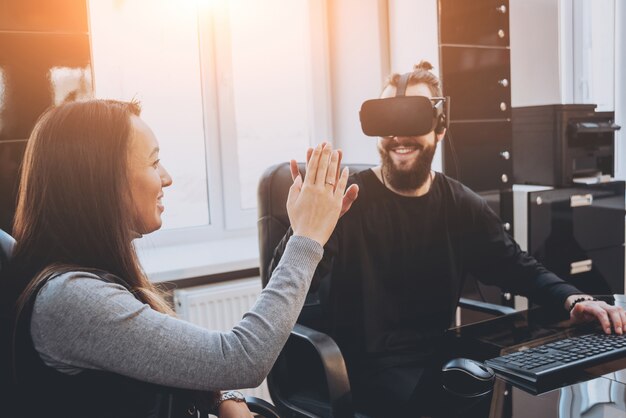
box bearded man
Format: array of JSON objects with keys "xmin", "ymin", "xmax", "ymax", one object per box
[{"xmin": 268, "ymin": 61, "xmax": 624, "ymax": 417}]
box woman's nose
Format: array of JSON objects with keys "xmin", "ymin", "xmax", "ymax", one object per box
[{"xmin": 160, "ymin": 165, "xmax": 173, "ymax": 187}]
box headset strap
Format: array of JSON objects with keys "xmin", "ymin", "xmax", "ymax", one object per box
[{"xmin": 395, "ymin": 73, "xmax": 410, "ymax": 97}]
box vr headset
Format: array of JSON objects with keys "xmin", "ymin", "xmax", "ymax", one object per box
[{"xmin": 359, "ymin": 72, "xmax": 450, "ymax": 137}]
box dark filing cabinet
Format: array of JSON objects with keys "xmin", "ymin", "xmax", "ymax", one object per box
[
  {"xmin": 438, "ymin": 0, "xmax": 513, "ymax": 196},
  {"xmin": 438, "ymin": 0, "xmax": 515, "ymax": 313},
  {"xmin": 514, "ymin": 182, "xmax": 625, "ymax": 295}
]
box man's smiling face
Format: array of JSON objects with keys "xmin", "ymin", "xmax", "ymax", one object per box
[{"xmin": 377, "ymin": 82, "xmax": 439, "ymax": 191}]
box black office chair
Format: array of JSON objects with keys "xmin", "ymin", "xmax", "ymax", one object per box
[
  {"xmin": 0, "ymin": 228, "xmax": 15, "ymax": 272},
  {"xmin": 257, "ymin": 162, "xmax": 515, "ymax": 418},
  {"xmin": 0, "ymin": 229, "xmax": 279, "ymax": 418}
]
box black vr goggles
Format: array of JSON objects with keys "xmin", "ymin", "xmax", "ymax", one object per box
[{"xmin": 359, "ymin": 72, "xmax": 450, "ymax": 137}]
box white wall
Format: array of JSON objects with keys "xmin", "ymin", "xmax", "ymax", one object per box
[
  {"xmin": 510, "ymin": 0, "xmax": 565, "ymax": 106},
  {"xmin": 327, "ymin": 0, "xmax": 388, "ymax": 164},
  {"xmin": 388, "ymin": 0, "xmax": 439, "ymax": 74},
  {"xmin": 388, "ymin": 0, "xmax": 441, "ymax": 170}
]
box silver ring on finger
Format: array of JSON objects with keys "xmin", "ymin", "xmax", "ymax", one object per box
[{"xmin": 325, "ymin": 180, "xmax": 335, "ymax": 187}]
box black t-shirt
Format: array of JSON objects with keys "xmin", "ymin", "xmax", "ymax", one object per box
[
  {"xmin": 338, "ymin": 170, "xmax": 451, "ymax": 356},
  {"xmin": 270, "ymin": 168, "xmax": 582, "ymax": 374}
]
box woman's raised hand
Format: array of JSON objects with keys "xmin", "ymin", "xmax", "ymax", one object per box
[{"xmin": 286, "ymin": 143, "xmax": 358, "ymax": 246}]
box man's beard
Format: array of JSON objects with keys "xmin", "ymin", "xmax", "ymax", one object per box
[{"xmin": 379, "ymin": 140, "xmax": 437, "ymax": 191}]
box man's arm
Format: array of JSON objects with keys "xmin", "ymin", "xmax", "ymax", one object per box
[
  {"xmin": 466, "ymin": 198, "xmax": 626, "ymax": 334},
  {"xmin": 464, "ymin": 198, "xmax": 579, "ymax": 307}
]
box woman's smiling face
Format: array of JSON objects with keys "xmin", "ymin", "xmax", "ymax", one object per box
[{"xmin": 127, "ymin": 115, "xmax": 172, "ymax": 234}]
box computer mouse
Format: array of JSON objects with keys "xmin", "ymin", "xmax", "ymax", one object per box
[{"xmin": 441, "ymin": 358, "xmax": 495, "ymax": 398}]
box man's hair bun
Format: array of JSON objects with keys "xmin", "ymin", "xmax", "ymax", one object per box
[{"xmin": 414, "ymin": 60, "xmax": 434, "ymax": 72}]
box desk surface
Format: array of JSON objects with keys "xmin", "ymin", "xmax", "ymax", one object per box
[
  {"xmin": 496, "ymin": 374, "xmax": 626, "ymax": 418},
  {"xmin": 447, "ymin": 296, "xmax": 626, "ymax": 418}
]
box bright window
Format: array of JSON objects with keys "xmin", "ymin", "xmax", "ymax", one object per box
[
  {"xmin": 88, "ymin": 0, "xmax": 330, "ymax": 240},
  {"xmin": 209, "ymin": 0, "xmax": 331, "ymax": 228},
  {"xmin": 572, "ymin": 0, "xmax": 615, "ymax": 111},
  {"xmin": 89, "ymin": 0, "xmax": 210, "ymax": 231},
  {"xmin": 571, "ymin": 0, "xmax": 623, "ymax": 180}
]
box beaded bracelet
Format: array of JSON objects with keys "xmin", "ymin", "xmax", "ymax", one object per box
[{"xmin": 568, "ymin": 296, "xmax": 599, "ymax": 313}]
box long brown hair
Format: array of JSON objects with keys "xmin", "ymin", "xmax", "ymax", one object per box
[{"xmin": 11, "ymin": 99, "xmax": 173, "ymax": 316}]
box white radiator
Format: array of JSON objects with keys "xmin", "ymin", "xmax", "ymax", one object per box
[{"xmin": 173, "ymin": 277, "xmax": 272, "ymax": 402}]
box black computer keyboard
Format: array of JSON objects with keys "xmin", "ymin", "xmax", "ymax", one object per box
[{"xmin": 485, "ymin": 333, "xmax": 626, "ymax": 384}]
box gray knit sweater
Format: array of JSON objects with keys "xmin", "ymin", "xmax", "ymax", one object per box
[{"xmin": 30, "ymin": 236, "xmax": 322, "ymax": 391}]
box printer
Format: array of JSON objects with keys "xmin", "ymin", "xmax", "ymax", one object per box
[{"xmin": 512, "ymin": 104, "xmax": 620, "ymax": 186}]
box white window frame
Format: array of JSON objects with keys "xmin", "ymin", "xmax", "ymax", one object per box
[
  {"xmin": 566, "ymin": 0, "xmax": 624, "ymax": 181},
  {"xmin": 614, "ymin": 0, "xmax": 625, "ymax": 180},
  {"xmin": 571, "ymin": 0, "xmax": 615, "ymax": 110}
]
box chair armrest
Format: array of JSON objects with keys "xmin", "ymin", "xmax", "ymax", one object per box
[
  {"xmin": 290, "ymin": 324, "xmax": 355, "ymax": 418},
  {"xmin": 245, "ymin": 396, "xmax": 281, "ymax": 418},
  {"xmin": 459, "ymin": 297, "xmax": 516, "ymax": 316}
]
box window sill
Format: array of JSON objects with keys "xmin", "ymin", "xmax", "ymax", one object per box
[{"xmin": 137, "ymin": 235, "xmax": 260, "ymax": 283}]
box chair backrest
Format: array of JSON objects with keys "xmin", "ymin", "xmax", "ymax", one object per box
[
  {"xmin": 257, "ymin": 162, "xmax": 373, "ymax": 287},
  {"xmin": 0, "ymin": 228, "xmax": 16, "ymax": 273},
  {"xmin": 0, "ymin": 229, "xmax": 16, "ymax": 409},
  {"xmin": 257, "ymin": 162, "xmax": 371, "ymax": 417}
]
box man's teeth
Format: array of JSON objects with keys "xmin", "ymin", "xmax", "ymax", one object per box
[{"xmin": 393, "ymin": 147, "xmax": 416, "ymax": 154}]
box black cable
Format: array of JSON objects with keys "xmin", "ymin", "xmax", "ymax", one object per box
[
  {"xmin": 444, "ymin": 128, "xmax": 460, "ymax": 181},
  {"xmin": 476, "ymin": 281, "xmax": 487, "ymax": 303}
]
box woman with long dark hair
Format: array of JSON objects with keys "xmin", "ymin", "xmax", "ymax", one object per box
[{"xmin": 2, "ymin": 99, "xmax": 357, "ymax": 417}]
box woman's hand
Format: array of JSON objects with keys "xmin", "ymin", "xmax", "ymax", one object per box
[
  {"xmin": 290, "ymin": 146, "xmax": 359, "ymax": 218},
  {"xmin": 567, "ymin": 295, "xmax": 626, "ymax": 334},
  {"xmin": 217, "ymin": 399, "xmax": 253, "ymax": 418},
  {"xmin": 286, "ymin": 143, "xmax": 358, "ymax": 246}
]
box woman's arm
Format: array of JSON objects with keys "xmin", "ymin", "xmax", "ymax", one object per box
[{"xmin": 32, "ymin": 235, "xmax": 320, "ymax": 391}]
